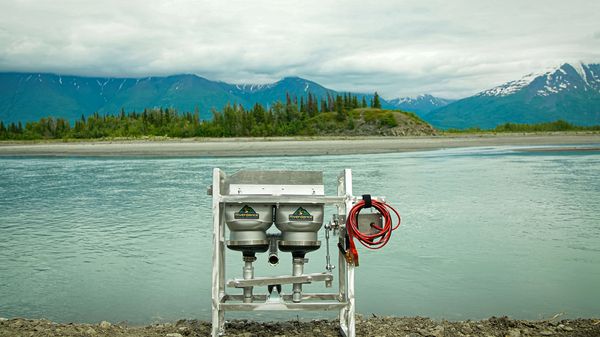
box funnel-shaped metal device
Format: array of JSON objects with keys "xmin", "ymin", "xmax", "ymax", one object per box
[
  {"xmin": 224, "ymin": 203, "xmax": 272, "ymax": 254},
  {"xmin": 275, "ymin": 204, "xmax": 324, "ymax": 255}
]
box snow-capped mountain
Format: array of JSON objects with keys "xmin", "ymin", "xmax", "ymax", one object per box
[
  {"xmin": 387, "ymin": 94, "xmax": 455, "ymax": 117},
  {"xmin": 426, "ymin": 63, "xmax": 600, "ymax": 129},
  {"xmin": 479, "ymin": 63, "xmax": 600, "ymax": 98}
]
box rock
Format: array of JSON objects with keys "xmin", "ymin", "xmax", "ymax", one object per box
[
  {"xmin": 99, "ymin": 320, "xmax": 111, "ymax": 329},
  {"xmin": 166, "ymin": 333, "xmax": 183, "ymax": 337},
  {"xmin": 418, "ymin": 328, "xmax": 430, "ymax": 335},
  {"xmin": 178, "ymin": 326, "xmax": 191, "ymax": 336},
  {"xmin": 85, "ymin": 327, "xmax": 97, "ymax": 335},
  {"xmin": 404, "ymin": 333, "xmax": 421, "ymax": 337},
  {"xmin": 539, "ymin": 331, "xmax": 554, "ymax": 336},
  {"xmin": 313, "ymin": 328, "xmax": 321, "ymax": 333},
  {"xmin": 431, "ymin": 325, "xmax": 445, "ymax": 337},
  {"xmin": 507, "ymin": 329, "xmax": 521, "ymax": 337},
  {"xmin": 562, "ymin": 326, "xmax": 574, "ymax": 331},
  {"xmin": 462, "ymin": 324, "xmax": 473, "ymax": 333}
]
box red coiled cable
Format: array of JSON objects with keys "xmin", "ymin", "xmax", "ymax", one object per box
[{"xmin": 345, "ymin": 198, "xmax": 401, "ymax": 266}]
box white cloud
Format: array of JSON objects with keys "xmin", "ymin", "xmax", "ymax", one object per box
[{"xmin": 0, "ymin": 0, "xmax": 599, "ymax": 99}]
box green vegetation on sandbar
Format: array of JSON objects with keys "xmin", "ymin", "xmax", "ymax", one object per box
[
  {"xmin": 0, "ymin": 92, "xmax": 432, "ymax": 140},
  {"xmin": 444, "ymin": 120, "xmax": 600, "ymax": 134}
]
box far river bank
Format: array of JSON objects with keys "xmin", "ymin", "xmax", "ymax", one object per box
[{"xmin": 0, "ymin": 133, "xmax": 599, "ymax": 157}]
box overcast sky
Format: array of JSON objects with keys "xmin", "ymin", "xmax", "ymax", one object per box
[{"xmin": 1, "ymin": 0, "xmax": 599, "ymax": 99}]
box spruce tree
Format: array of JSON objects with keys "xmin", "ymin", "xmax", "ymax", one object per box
[{"xmin": 373, "ymin": 92, "xmax": 381, "ymax": 109}]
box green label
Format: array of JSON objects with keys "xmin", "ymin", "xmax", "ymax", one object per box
[
  {"xmin": 234, "ymin": 205, "xmax": 259, "ymax": 219},
  {"xmin": 289, "ymin": 207, "xmax": 314, "ymax": 221}
]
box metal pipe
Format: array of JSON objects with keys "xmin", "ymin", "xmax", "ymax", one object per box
[
  {"xmin": 267, "ymin": 234, "xmax": 280, "ymax": 266},
  {"xmin": 243, "ymin": 257, "xmax": 255, "ymax": 303},
  {"xmin": 292, "ymin": 257, "xmax": 304, "ymax": 303},
  {"xmin": 324, "ymin": 221, "xmax": 334, "ymax": 287}
]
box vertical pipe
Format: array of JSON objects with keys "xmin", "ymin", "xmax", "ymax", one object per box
[
  {"xmin": 243, "ymin": 258, "xmax": 255, "ymax": 303},
  {"xmin": 267, "ymin": 234, "xmax": 280, "ymax": 266},
  {"xmin": 292, "ymin": 257, "xmax": 304, "ymax": 303}
]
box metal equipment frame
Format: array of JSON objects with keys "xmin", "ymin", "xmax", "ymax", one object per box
[{"xmin": 210, "ymin": 168, "xmax": 356, "ymax": 337}]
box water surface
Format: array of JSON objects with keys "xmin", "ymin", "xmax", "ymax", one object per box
[{"xmin": 0, "ymin": 146, "xmax": 599, "ymax": 323}]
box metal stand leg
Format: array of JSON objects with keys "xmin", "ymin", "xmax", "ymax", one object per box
[
  {"xmin": 211, "ymin": 169, "xmax": 225, "ymax": 337},
  {"xmin": 338, "ymin": 169, "xmax": 355, "ymax": 337}
]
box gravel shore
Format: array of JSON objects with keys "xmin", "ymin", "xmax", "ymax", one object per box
[
  {"xmin": 1, "ymin": 316, "xmax": 599, "ymax": 337},
  {"xmin": 0, "ymin": 133, "xmax": 599, "ymax": 157}
]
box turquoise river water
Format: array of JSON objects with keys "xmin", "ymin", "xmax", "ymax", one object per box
[{"xmin": 0, "ymin": 145, "xmax": 599, "ymax": 324}]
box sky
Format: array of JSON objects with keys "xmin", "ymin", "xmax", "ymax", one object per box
[{"xmin": 0, "ymin": 0, "xmax": 599, "ymax": 99}]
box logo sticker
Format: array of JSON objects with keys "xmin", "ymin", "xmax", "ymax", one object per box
[
  {"xmin": 234, "ymin": 205, "xmax": 259, "ymax": 219},
  {"xmin": 289, "ymin": 207, "xmax": 314, "ymax": 221}
]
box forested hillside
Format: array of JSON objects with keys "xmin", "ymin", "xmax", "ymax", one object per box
[{"xmin": 0, "ymin": 93, "xmax": 435, "ymax": 140}]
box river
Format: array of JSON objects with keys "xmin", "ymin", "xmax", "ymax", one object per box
[{"xmin": 0, "ymin": 145, "xmax": 599, "ymax": 324}]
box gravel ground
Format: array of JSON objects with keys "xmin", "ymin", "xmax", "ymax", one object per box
[
  {"xmin": 1, "ymin": 133, "xmax": 599, "ymax": 157},
  {"xmin": 1, "ymin": 316, "xmax": 599, "ymax": 337}
]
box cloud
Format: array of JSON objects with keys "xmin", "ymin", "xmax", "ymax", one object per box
[{"xmin": 0, "ymin": 0, "xmax": 599, "ymax": 99}]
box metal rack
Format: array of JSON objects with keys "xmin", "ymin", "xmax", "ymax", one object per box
[{"xmin": 209, "ymin": 168, "xmax": 356, "ymax": 337}]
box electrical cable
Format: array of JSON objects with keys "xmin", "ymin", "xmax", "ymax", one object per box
[{"xmin": 344, "ymin": 198, "xmax": 401, "ymax": 266}]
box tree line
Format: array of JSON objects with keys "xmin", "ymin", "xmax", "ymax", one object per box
[
  {"xmin": 0, "ymin": 92, "xmax": 384, "ymax": 140},
  {"xmin": 446, "ymin": 120, "xmax": 600, "ymax": 133}
]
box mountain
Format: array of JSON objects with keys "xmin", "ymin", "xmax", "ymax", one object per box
[
  {"xmin": 0, "ymin": 73, "xmax": 254, "ymax": 123},
  {"xmin": 220, "ymin": 76, "xmax": 337, "ymax": 108},
  {"xmin": 426, "ymin": 63, "xmax": 600, "ymax": 129},
  {"xmin": 387, "ymin": 94, "xmax": 455, "ymax": 117},
  {"xmin": 1, "ymin": 73, "xmax": 384, "ymax": 123}
]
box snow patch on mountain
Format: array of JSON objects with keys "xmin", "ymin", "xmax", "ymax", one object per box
[
  {"xmin": 573, "ymin": 62, "xmax": 589, "ymax": 85},
  {"xmin": 234, "ymin": 83, "xmax": 275, "ymax": 92},
  {"xmin": 479, "ymin": 71, "xmax": 540, "ymax": 97}
]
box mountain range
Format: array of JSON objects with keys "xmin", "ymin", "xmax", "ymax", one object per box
[
  {"xmin": 426, "ymin": 63, "xmax": 600, "ymax": 128},
  {"xmin": 0, "ymin": 73, "xmax": 381, "ymax": 123},
  {"xmin": 1, "ymin": 62, "xmax": 599, "ymax": 128},
  {"xmin": 387, "ymin": 94, "xmax": 455, "ymax": 117}
]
